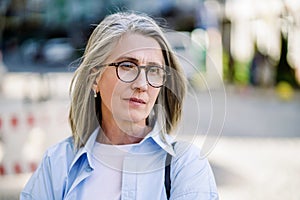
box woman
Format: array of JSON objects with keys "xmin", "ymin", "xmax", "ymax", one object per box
[{"xmin": 21, "ymin": 12, "xmax": 218, "ymax": 199}]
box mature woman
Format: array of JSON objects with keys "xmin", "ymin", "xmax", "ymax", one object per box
[{"xmin": 21, "ymin": 12, "xmax": 218, "ymax": 200}]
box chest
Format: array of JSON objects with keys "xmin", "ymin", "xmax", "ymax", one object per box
[{"xmin": 64, "ymin": 152, "xmax": 169, "ymax": 200}]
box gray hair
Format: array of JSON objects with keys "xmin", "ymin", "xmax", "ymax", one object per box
[{"xmin": 69, "ymin": 12, "xmax": 187, "ymax": 149}]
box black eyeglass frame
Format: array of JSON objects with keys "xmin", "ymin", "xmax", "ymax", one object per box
[{"xmin": 105, "ymin": 61, "xmax": 170, "ymax": 88}]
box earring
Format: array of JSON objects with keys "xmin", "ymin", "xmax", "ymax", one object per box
[{"xmin": 94, "ymin": 91, "xmax": 97, "ymax": 98}]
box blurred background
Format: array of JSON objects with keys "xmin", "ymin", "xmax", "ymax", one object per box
[{"xmin": 0, "ymin": 0, "xmax": 300, "ymax": 199}]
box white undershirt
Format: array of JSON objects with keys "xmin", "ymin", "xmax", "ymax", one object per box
[{"xmin": 81, "ymin": 142, "xmax": 135, "ymax": 200}]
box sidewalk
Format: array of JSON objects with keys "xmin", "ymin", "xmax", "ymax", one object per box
[{"xmin": 208, "ymin": 136, "xmax": 300, "ymax": 200}]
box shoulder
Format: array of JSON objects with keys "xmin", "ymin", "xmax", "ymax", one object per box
[
  {"xmin": 44, "ymin": 136, "xmax": 76, "ymax": 167},
  {"xmin": 171, "ymin": 141, "xmax": 210, "ymax": 176},
  {"xmin": 45, "ymin": 136, "xmax": 75, "ymax": 156},
  {"xmin": 172, "ymin": 141, "xmax": 202, "ymax": 163},
  {"xmin": 170, "ymin": 141, "xmax": 219, "ymax": 199},
  {"xmin": 21, "ymin": 136, "xmax": 76, "ymax": 199}
]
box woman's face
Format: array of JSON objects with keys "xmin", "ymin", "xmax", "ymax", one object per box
[{"xmin": 96, "ymin": 33, "xmax": 163, "ymax": 127}]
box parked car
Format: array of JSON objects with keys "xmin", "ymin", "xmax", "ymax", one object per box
[
  {"xmin": 20, "ymin": 39, "xmax": 45, "ymax": 63},
  {"xmin": 43, "ymin": 38, "xmax": 75, "ymax": 64}
]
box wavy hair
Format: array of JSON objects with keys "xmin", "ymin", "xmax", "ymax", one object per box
[{"xmin": 69, "ymin": 12, "xmax": 187, "ymax": 149}]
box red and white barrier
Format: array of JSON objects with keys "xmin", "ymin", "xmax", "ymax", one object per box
[
  {"xmin": 0, "ymin": 103, "xmax": 71, "ymax": 176},
  {"xmin": 0, "ymin": 112, "xmax": 38, "ymax": 175},
  {"xmin": 0, "ymin": 161, "xmax": 38, "ymax": 175}
]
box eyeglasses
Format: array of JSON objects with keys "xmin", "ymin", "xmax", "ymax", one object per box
[{"xmin": 106, "ymin": 61, "xmax": 169, "ymax": 88}]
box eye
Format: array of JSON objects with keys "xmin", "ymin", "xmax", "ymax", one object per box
[
  {"xmin": 148, "ymin": 66, "xmax": 164, "ymax": 75},
  {"xmin": 118, "ymin": 61, "xmax": 137, "ymax": 71}
]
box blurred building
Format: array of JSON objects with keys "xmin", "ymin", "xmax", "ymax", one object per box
[
  {"xmin": 224, "ymin": 0, "xmax": 300, "ymax": 86},
  {"xmin": 1, "ymin": 0, "xmax": 198, "ymax": 43},
  {"xmin": 1, "ymin": 0, "xmax": 300, "ymax": 87}
]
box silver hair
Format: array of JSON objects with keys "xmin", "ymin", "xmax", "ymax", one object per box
[{"xmin": 69, "ymin": 12, "xmax": 187, "ymax": 149}]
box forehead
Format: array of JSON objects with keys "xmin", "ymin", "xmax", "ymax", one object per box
[{"xmin": 106, "ymin": 33, "xmax": 164, "ymax": 64}]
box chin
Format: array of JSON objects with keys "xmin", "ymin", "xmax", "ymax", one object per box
[
  {"xmin": 129, "ymin": 117, "xmax": 146, "ymax": 124},
  {"xmin": 115, "ymin": 110, "xmax": 149, "ymax": 125},
  {"xmin": 127, "ymin": 113, "xmax": 148, "ymax": 124}
]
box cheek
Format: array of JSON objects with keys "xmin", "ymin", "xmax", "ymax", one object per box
[
  {"xmin": 100, "ymin": 81, "xmax": 129, "ymax": 111},
  {"xmin": 100, "ymin": 85, "xmax": 113, "ymax": 106},
  {"xmin": 149, "ymin": 89, "xmax": 161, "ymax": 105},
  {"xmin": 98, "ymin": 71, "xmax": 120, "ymax": 108}
]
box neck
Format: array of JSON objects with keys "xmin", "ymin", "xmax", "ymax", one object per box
[{"xmin": 97, "ymin": 118, "xmax": 150, "ymax": 145}]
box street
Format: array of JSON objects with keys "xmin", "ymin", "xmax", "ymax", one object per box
[{"xmin": 182, "ymin": 86, "xmax": 300, "ymax": 200}]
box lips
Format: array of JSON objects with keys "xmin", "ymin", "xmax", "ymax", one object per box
[{"xmin": 129, "ymin": 97, "xmax": 146, "ymax": 104}]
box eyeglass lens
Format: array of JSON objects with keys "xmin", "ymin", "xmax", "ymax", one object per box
[{"xmin": 116, "ymin": 61, "xmax": 166, "ymax": 87}]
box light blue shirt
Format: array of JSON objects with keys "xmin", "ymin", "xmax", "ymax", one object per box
[{"xmin": 20, "ymin": 125, "xmax": 219, "ymax": 200}]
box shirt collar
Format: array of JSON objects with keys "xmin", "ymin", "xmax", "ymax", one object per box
[
  {"xmin": 142, "ymin": 122, "xmax": 176, "ymax": 156},
  {"xmin": 69, "ymin": 127, "xmax": 100, "ymax": 171},
  {"xmin": 69, "ymin": 123, "xmax": 176, "ymax": 172}
]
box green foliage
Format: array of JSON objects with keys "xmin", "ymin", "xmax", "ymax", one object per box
[
  {"xmin": 234, "ymin": 60, "xmax": 250, "ymax": 85},
  {"xmin": 223, "ymin": 50, "xmax": 250, "ymax": 85}
]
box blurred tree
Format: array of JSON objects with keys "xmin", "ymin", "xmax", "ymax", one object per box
[
  {"xmin": 222, "ymin": 18, "xmax": 235, "ymax": 83},
  {"xmin": 275, "ymin": 32, "xmax": 298, "ymax": 88},
  {"xmin": 275, "ymin": 1, "xmax": 300, "ymax": 88},
  {"xmin": 0, "ymin": 0, "xmax": 12, "ymax": 49}
]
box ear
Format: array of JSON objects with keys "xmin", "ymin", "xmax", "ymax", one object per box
[
  {"xmin": 92, "ymin": 68, "xmax": 101, "ymax": 93},
  {"xmin": 92, "ymin": 82, "xmax": 98, "ymax": 94}
]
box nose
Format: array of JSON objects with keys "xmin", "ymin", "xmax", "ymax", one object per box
[{"xmin": 131, "ymin": 68, "xmax": 148, "ymax": 91}]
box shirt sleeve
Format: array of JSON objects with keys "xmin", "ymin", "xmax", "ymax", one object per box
[
  {"xmin": 20, "ymin": 152, "xmax": 55, "ymax": 200},
  {"xmin": 170, "ymin": 142, "xmax": 219, "ymax": 200}
]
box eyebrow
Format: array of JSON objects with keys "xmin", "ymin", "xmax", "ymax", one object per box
[{"xmin": 115, "ymin": 56, "xmax": 163, "ymax": 66}]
